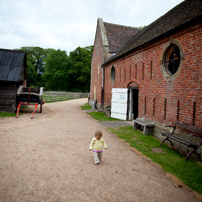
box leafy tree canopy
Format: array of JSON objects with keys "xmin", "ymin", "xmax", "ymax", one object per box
[
  {"xmin": 18, "ymin": 45, "xmax": 93, "ymax": 92},
  {"xmin": 18, "ymin": 47, "xmax": 55, "ymax": 87},
  {"xmin": 42, "ymin": 49, "xmax": 69, "ymax": 91},
  {"xmin": 67, "ymin": 46, "xmax": 93, "ymax": 92}
]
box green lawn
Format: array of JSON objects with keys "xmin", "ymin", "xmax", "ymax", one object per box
[
  {"xmin": 0, "ymin": 105, "xmax": 27, "ymax": 117},
  {"xmin": 88, "ymin": 111, "xmax": 119, "ymax": 121},
  {"xmin": 0, "ymin": 112, "xmax": 16, "ymax": 117},
  {"xmin": 80, "ymin": 103, "xmax": 92, "ymax": 110},
  {"xmin": 109, "ymin": 126, "xmax": 202, "ymax": 194}
]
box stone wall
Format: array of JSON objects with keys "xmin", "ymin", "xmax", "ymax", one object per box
[{"xmin": 44, "ymin": 91, "xmax": 89, "ymax": 102}]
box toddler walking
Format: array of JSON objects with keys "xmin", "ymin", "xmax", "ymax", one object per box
[{"xmin": 89, "ymin": 130, "xmax": 107, "ymax": 165}]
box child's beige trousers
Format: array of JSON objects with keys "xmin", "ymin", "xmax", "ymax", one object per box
[{"xmin": 93, "ymin": 151, "xmax": 103, "ymax": 164}]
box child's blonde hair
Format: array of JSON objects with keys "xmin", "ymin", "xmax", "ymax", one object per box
[{"xmin": 95, "ymin": 130, "xmax": 102, "ymax": 137}]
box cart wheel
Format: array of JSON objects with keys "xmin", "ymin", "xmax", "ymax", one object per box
[{"xmin": 40, "ymin": 97, "xmax": 43, "ymax": 113}]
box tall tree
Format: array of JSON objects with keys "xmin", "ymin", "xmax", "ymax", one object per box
[
  {"xmin": 67, "ymin": 46, "xmax": 93, "ymax": 92},
  {"xmin": 42, "ymin": 49, "xmax": 69, "ymax": 91},
  {"xmin": 18, "ymin": 45, "xmax": 93, "ymax": 92},
  {"xmin": 18, "ymin": 47, "xmax": 54, "ymax": 87}
]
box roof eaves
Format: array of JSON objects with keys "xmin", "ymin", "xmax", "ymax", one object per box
[{"xmin": 102, "ymin": 9, "xmax": 202, "ymax": 67}]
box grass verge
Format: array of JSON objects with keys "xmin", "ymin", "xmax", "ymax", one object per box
[
  {"xmin": 81, "ymin": 103, "xmax": 92, "ymax": 110},
  {"xmin": 88, "ymin": 111, "xmax": 119, "ymax": 121},
  {"xmin": 109, "ymin": 126, "xmax": 202, "ymax": 194},
  {"xmin": 0, "ymin": 112, "xmax": 16, "ymax": 117},
  {"xmin": 43, "ymin": 98, "xmax": 73, "ymax": 103},
  {"xmin": 0, "ymin": 105, "xmax": 28, "ymax": 117}
]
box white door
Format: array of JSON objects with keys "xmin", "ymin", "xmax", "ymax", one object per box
[{"xmin": 111, "ymin": 88, "xmax": 128, "ymax": 120}]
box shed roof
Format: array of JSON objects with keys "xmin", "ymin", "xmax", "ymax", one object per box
[
  {"xmin": 103, "ymin": 0, "xmax": 202, "ymax": 66},
  {"xmin": 103, "ymin": 22, "xmax": 140, "ymax": 53},
  {"xmin": 0, "ymin": 49, "xmax": 26, "ymax": 82}
]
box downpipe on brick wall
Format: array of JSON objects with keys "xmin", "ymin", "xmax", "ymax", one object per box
[{"xmin": 101, "ymin": 65, "xmax": 105, "ymax": 108}]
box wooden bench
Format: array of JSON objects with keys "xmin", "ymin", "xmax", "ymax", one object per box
[
  {"xmin": 133, "ymin": 119, "xmax": 154, "ymax": 135},
  {"xmin": 160, "ymin": 121, "xmax": 202, "ymax": 161}
]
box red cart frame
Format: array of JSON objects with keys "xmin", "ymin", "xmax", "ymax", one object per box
[{"xmin": 16, "ymin": 86, "xmax": 44, "ymax": 119}]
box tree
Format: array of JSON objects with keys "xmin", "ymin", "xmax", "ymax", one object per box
[
  {"xmin": 42, "ymin": 49, "xmax": 69, "ymax": 91},
  {"xmin": 18, "ymin": 47, "xmax": 54, "ymax": 87},
  {"xmin": 18, "ymin": 45, "xmax": 93, "ymax": 92},
  {"xmin": 67, "ymin": 46, "xmax": 93, "ymax": 92}
]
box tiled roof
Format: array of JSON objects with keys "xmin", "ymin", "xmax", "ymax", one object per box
[
  {"xmin": 103, "ymin": 0, "xmax": 202, "ymax": 65},
  {"xmin": 104, "ymin": 22, "xmax": 140, "ymax": 53},
  {"xmin": 0, "ymin": 49, "xmax": 26, "ymax": 82}
]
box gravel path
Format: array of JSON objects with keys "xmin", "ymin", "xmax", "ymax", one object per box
[{"xmin": 0, "ymin": 98, "xmax": 200, "ymax": 202}]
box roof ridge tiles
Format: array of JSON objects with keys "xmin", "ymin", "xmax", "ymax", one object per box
[
  {"xmin": 103, "ymin": 21, "xmax": 140, "ymax": 30},
  {"xmin": 103, "ymin": 0, "xmax": 202, "ymax": 66}
]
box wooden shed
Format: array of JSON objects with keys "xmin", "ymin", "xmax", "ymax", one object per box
[{"xmin": 0, "ymin": 49, "xmax": 27, "ymax": 113}]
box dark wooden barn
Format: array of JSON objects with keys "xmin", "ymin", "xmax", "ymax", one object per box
[{"xmin": 0, "ymin": 49, "xmax": 27, "ymax": 113}]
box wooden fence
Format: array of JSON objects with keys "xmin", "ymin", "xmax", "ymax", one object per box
[{"xmin": 43, "ymin": 91, "xmax": 89, "ymax": 102}]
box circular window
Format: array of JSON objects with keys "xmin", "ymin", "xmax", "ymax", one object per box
[
  {"xmin": 164, "ymin": 44, "xmax": 181, "ymax": 75},
  {"xmin": 110, "ymin": 66, "xmax": 116, "ymax": 85},
  {"xmin": 160, "ymin": 39, "xmax": 184, "ymax": 80}
]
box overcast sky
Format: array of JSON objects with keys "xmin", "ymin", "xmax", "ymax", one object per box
[{"xmin": 0, "ymin": 0, "xmax": 184, "ymax": 54}]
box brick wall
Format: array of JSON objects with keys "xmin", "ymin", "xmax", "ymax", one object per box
[
  {"xmin": 90, "ymin": 22, "xmax": 104, "ymax": 104},
  {"xmin": 104, "ymin": 21, "xmax": 202, "ymax": 128},
  {"xmin": 90, "ymin": 20, "xmax": 115, "ymax": 107}
]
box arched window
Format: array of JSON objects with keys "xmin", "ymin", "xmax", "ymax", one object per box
[{"xmin": 110, "ymin": 66, "xmax": 116, "ymax": 85}]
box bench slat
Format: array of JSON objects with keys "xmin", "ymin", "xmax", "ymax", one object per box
[
  {"xmin": 161, "ymin": 133, "xmax": 197, "ymax": 147},
  {"xmin": 133, "ymin": 120, "xmax": 154, "ymax": 127},
  {"xmin": 160, "ymin": 124, "xmax": 202, "ymax": 161},
  {"xmin": 133, "ymin": 119, "xmax": 154, "ymax": 135}
]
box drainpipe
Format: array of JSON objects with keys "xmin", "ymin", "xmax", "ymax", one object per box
[{"xmin": 101, "ymin": 65, "xmax": 105, "ymax": 108}]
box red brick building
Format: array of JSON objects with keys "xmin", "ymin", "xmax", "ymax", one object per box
[
  {"xmin": 90, "ymin": 18, "xmax": 140, "ymax": 112},
  {"xmin": 90, "ymin": 0, "xmax": 202, "ymax": 155}
]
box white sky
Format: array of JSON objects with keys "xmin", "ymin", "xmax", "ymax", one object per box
[{"xmin": 0, "ymin": 0, "xmax": 184, "ymax": 54}]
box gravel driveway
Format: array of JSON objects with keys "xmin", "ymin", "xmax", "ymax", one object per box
[{"xmin": 0, "ymin": 98, "xmax": 200, "ymax": 202}]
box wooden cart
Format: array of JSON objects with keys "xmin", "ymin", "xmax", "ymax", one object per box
[{"xmin": 16, "ymin": 86, "xmax": 44, "ymax": 119}]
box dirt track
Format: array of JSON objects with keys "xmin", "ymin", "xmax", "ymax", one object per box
[{"xmin": 0, "ymin": 98, "xmax": 200, "ymax": 202}]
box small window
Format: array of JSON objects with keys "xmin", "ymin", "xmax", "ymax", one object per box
[
  {"xmin": 129, "ymin": 66, "xmax": 131, "ymax": 80},
  {"xmin": 177, "ymin": 100, "xmax": 180, "ymax": 121},
  {"xmin": 193, "ymin": 102, "xmax": 196, "ymax": 125},
  {"xmin": 144, "ymin": 97, "xmax": 146, "ymax": 114},
  {"xmin": 153, "ymin": 98, "xmax": 155, "ymax": 116},
  {"xmin": 135, "ymin": 64, "xmax": 137, "ymax": 79},
  {"xmin": 164, "ymin": 99, "xmax": 167, "ymax": 120},
  {"xmin": 142, "ymin": 63, "xmax": 144, "ymax": 80},
  {"xmin": 110, "ymin": 66, "xmax": 116, "ymax": 85}
]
